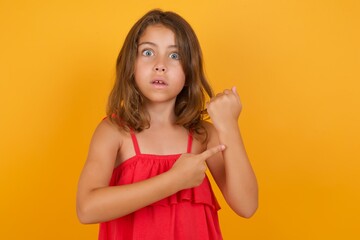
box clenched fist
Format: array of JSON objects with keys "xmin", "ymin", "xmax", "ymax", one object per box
[{"xmin": 206, "ymin": 86, "xmax": 242, "ymax": 132}]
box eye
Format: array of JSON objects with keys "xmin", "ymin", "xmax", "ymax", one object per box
[
  {"xmin": 142, "ymin": 49, "xmax": 154, "ymax": 57},
  {"xmin": 169, "ymin": 52, "xmax": 180, "ymax": 60}
]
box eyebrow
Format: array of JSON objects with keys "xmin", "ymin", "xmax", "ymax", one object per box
[{"xmin": 137, "ymin": 41, "xmax": 178, "ymax": 48}]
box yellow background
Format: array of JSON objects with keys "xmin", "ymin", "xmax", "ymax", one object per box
[{"xmin": 1, "ymin": 0, "xmax": 359, "ymax": 239}]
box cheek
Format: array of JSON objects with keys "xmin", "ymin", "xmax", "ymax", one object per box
[
  {"xmin": 135, "ymin": 59, "xmax": 152, "ymax": 72},
  {"xmin": 134, "ymin": 60, "xmax": 145, "ymax": 79},
  {"xmin": 170, "ymin": 62, "xmax": 185, "ymax": 78},
  {"xmin": 178, "ymin": 68, "xmax": 186, "ymax": 82}
]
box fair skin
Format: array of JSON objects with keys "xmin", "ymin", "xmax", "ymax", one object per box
[{"xmin": 76, "ymin": 24, "xmax": 258, "ymax": 224}]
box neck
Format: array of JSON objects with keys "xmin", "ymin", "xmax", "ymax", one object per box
[{"xmin": 145, "ymin": 101, "xmax": 177, "ymax": 127}]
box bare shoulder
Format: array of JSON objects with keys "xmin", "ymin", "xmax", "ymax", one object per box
[
  {"xmin": 78, "ymin": 118, "xmax": 125, "ymax": 190},
  {"xmin": 90, "ymin": 118, "xmax": 127, "ymax": 150},
  {"xmin": 93, "ymin": 118, "xmax": 122, "ymax": 138},
  {"xmin": 86, "ymin": 118, "xmax": 125, "ymax": 170}
]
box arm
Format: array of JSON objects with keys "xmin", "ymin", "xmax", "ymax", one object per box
[
  {"xmin": 76, "ymin": 119, "xmax": 224, "ymax": 224},
  {"xmin": 76, "ymin": 119, "xmax": 180, "ymax": 224},
  {"xmin": 205, "ymin": 87, "xmax": 258, "ymax": 218}
]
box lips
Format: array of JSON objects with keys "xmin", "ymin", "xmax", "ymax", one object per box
[
  {"xmin": 151, "ymin": 79, "xmax": 168, "ymax": 87},
  {"xmin": 152, "ymin": 80, "xmax": 167, "ymax": 85}
]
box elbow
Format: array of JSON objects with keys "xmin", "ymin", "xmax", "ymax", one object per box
[
  {"xmin": 77, "ymin": 207, "xmax": 91, "ymax": 224},
  {"xmin": 232, "ymin": 203, "xmax": 258, "ymax": 219},
  {"xmin": 228, "ymin": 196, "xmax": 258, "ymax": 219},
  {"xmin": 77, "ymin": 203, "xmax": 98, "ymax": 224},
  {"xmin": 77, "ymin": 214, "xmax": 92, "ymax": 225},
  {"xmin": 238, "ymin": 204, "xmax": 258, "ymax": 219}
]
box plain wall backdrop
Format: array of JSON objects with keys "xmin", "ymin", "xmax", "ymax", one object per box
[{"xmin": 1, "ymin": 0, "xmax": 359, "ymax": 239}]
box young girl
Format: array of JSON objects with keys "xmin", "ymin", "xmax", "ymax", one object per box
[{"xmin": 77, "ymin": 9, "xmax": 258, "ymax": 240}]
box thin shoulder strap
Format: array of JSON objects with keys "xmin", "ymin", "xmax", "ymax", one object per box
[
  {"xmin": 187, "ymin": 130, "xmax": 193, "ymax": 153},
  {"xmin": 130, "ymin": 129, "xmax": 141, "ymax": 155}
]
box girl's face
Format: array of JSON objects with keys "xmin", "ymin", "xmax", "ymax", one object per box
[{"xmin": 134, "ymin": 24, "xmax": 186, "ymax": 104}]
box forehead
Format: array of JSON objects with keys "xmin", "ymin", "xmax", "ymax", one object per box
[{"xmin": 138, "ymin": 24, "xmax": 177, "ymax": 45}]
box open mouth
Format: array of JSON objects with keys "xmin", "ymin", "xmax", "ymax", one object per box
[{"xmin": 152, "ymin": 80, "xmax": 168, "ymax": 86}]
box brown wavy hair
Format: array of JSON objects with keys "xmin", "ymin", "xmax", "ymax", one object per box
[{"xmin": 107, "ymin": 9, "xmax": 213, "ymax": 138}]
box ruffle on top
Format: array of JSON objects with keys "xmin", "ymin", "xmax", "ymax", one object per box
[{"xmin": 109, "ymin": 154, "xmax": 220, "ymax": 211}]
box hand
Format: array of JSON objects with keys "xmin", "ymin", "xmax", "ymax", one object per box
[
  {"xmin": 170, "ymin": 145, "xmax": 226, "ymax": 190},
  {"xmin": 206, "ymin": 86, "xmax": 242, "ymax": 131}
]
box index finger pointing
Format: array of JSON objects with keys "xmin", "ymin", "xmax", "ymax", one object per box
[{"xmin": 199, "ymin": 144, "xmax": 226, "ymax": 160}]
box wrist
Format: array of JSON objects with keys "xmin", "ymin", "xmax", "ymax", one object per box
[{"xmin": 214, "ymin": 120, "xmax": 239, "ymax": 133}]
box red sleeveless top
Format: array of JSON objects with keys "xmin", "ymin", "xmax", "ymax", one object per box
[{"xmin": 98, "ymin": 130, "xmax": 222, "ymax": 240}]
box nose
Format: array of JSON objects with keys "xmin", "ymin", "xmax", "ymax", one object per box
[
  {"xmin": 153, "ymin": 57, "xmax": 167, "ymax": 72},
  {"xmin": 154, "ymin": 65, "xmax": 166, "ymax": 72}
]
